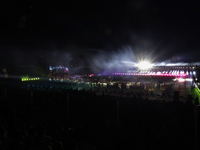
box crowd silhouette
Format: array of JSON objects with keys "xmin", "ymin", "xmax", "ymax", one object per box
[{"xmin": 0, "ymin": 80, "xmax": 198, "ymax": 150}]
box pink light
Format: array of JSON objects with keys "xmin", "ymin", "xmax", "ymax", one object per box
[{"xmin": 113, "ymin": 72, "xmax": 188, "ymax": 77}]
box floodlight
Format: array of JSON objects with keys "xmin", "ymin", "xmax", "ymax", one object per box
[{"xmin": 135, "ymin": 61, "xmax": 153, "ymax": 70}]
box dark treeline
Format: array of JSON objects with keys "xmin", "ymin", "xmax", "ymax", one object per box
[{"xmin": 0, "ymin": 82, "xmax": 197, "ymax": 150}]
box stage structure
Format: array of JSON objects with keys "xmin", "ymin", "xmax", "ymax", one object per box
[
  {"xmin": 114, "ymin": 61, "xmax": 200, "ymax": 80},
  {"xmin": 49, "ymin": 66, "xmax": 69, "ymax": 72},
  {"xmin": 48, "ymin": 66, "xmax": 69, "ymax": 81}
]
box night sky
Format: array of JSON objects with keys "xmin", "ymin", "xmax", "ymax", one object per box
[{"xmin": 1, "ymin": 0, "xmax": 200, "ymax": 62}]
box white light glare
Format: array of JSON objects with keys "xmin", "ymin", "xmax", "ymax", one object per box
[
  {"xmin": 176, "ymin": 78, "xmax": 193, "ymax": 82},
  {"xmin": 178, "ymin": 78, "xmax": 185, "ymax": 82},
  {"xmin": 185, "ymin": 78, "xmax": 193, "ymax": 81},
  {"xmin": 135, "ymin": 61, "xmax": 153, "ymax": 70}
]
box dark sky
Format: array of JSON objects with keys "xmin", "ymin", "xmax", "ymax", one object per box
[{"xmin": 1, "ymin": 0, "xmax": 200, "ymax": 61}]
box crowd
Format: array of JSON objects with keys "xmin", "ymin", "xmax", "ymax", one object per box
[{"xmin": 0, "ymin": 81, "xmax": 198, "ymax": 150}]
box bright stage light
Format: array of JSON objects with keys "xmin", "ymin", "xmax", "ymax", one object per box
[
  {"xmin": 185, "ymin": 78, "xmax": 193, "ymax": 81},
  {"xmin": 135, "ymin": 61, "xmax": 153, "ymax": 70},
  {"xmin": 178, "ymin": 78, "xmax": 185, "ymax": 82}
]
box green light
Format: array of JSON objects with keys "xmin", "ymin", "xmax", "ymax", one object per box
[
  {"xmin": 21, "ymin": 77, "xmax": 29, "ymax": 81},
  {"xmin": 191, "ymin": 87, "xmax": 200, "ymax": 104},
  {"xmin": 21, "ymin": 76, "xmax": 40, "ymax": 81}
]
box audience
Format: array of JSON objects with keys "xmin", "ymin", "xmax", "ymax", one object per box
[{"xmin": 0, "ymin": 80, "xmax": 197, "ymax": 150}]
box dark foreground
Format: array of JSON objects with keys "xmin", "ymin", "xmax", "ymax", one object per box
[{"xmin": 0, "ymin": 81, "xmax": 198, "ymax": 150}]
